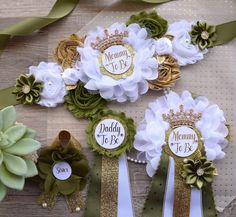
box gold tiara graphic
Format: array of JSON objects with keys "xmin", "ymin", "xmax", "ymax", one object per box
[
  {"xmin": 162, "ymin": 105, "xmax": 202, "ymax": 128},
  {"xmin": 91, "ymin": 29, "xmax": 128, "ymax": 52}
]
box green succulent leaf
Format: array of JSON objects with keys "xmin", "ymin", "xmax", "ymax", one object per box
[
  {"xmin": 0, "ymin": 181, "xmax": 7, "ymax": 201},
  {"xmin": 4, "ymin": 125, "xmax": 27, "ymax": 143},
  {"xmin": 3, "ymin": 152, "xmax": 27, "ymax": 176},
  {"xmin": 1, "ymin": 106, "xmax": 16, "ymax": 131},
  {"xmin": 23, "ymin": 128, "xmax": 36, "ymax": 139},
  {"xmin": 24, "ymin": 159, "xmax": 38, "ymax": 178},
  {"xmin": 4, "ymin": 138, "xmax": 41, "ymax": 156},
  {"xmin": 0, "ymin": 164, "xmax": 25, "ymax": 190}
]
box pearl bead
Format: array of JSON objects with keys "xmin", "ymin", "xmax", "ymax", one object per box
[
  {"xmin": 22, "ymin": 85, "xmax": 31, "ymax": 94},
  {"xmin": 42, "ymin": 203, "xmax": 47, "ymax": 208},
  {"xmin": 201, "ymin": 31, "xmax": 209, "ymax": 40},
  {"xmin": 197, "ymin": 168, "xmax": 204, "ymax": 176},
  {"xmin": 75, "ymin": 207, "xmax": 81, "ymax": 212}
]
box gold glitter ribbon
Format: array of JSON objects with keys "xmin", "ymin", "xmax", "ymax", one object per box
[{"xmin": 100, "ymin": 156, "xmax": 119, "ymax": 217}]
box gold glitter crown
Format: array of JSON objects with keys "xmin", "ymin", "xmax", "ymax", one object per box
[
  {"xmin": 162, "ymin": 105, "xmax": 202, "ymax": 127},
  {"xmin": 91, "ymin": 29, "xmax": 128, "ymax": 52}
]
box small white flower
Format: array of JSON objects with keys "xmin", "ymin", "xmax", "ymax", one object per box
[
  {"xmin": 155, "ymin": 37, "xmax": 172, "ymax": 55},
  {"xmin": 167, "ymin": 20, "xmax": 207, "ymax": 66},
  {"xmin": 29, "ymin": 62, "xmax": 67, "ymax": 107},
  {"xmin": 62, "ymin": 68, "xmax": 80, "ymax": 86},
  {"xmin": 134, "ymin": 90, "xmax": 228, "ymax": 177}
]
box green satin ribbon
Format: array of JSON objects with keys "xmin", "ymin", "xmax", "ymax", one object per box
[
  {"xmin": 142, "ymin": 152, "xmax": 170, "ymax": 217},
  {"xmin": 0, "ymin": 86, "xmax": 19, "ymax": 109},
  {"xmin": 202, "ymin": 184, "xmax": 218, "ymax": 217},
  {"xmin": 125, "ymin": 0, "xmax": 174, "ymax": 3},
  {"xmin": 214, "ymin": 21, "xmax": 236, "ymax": 46},
  {"xmin": 0, "ymin": 0, "xmax": 80, "ymax": 54},
  {"xmin": 84, "ymin": 152, "xmax": 102, "ymax": 217}
]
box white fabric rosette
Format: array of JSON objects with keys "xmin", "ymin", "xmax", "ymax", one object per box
[
  {"xmin": 77, "ymin": 23, "xmax": 158, "ymax": 102},
  {"xmin": 166, "ymin": 20, "xmax": 207, "ymax": 66},
  {"xmin": 134, "ymin": 90, "xmax": 228, "ymax": 177},
  {"xmin": 29, "ymin": 62, "xmax": 67, "ymax": 107}
]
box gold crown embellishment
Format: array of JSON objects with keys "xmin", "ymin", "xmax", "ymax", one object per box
[
  {"xmin": 91, "ymin": 29, "xmax": 128, "ymax": 52},
  {"xmin": 162, "ymin": 105, "xmax": 202, "ymax": 128}
]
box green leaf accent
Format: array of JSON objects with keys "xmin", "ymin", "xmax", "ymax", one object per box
[
  {"xmin": 0, "ymin": 164, "xmax": 25, "ymax": 190},
  {"xmin": 3, "ymin": 153, "xmax": 27, "ymax": 176},
  {"xmin": 126, "ymin": 11, "xmax": 168, "ymax": 38},
  {"xmin": 86, "ymin": 110, "xmax": 136, "ymax": 158},
  {"xmin": 0, "ymin": 181, "xmax": 7, "ymax": 201},
  {"xmin": 4, "ymin": 138, "xmax": 41, "ymax": 155},
  {"xmin": 64, "ymin": 82, "xmax": 107, "ymax": 119},
  {"xmin": 4, "ymin": 125, "xmax": 27, "ymax": 143},
  {"xmin": 1, "ymin": 106, "xmax": 16, "ymax": 131},
  {"xmin": 24, "ymin": 159, "xmax": 38, "ymax": 178},
  {"xmin": 55, "ymin": 175, "xmax": 80, "ymax": 195}
]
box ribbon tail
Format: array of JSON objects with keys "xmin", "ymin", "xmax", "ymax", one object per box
[
  {"xmin": 37, "ymin": 192, "xmax": 59, "ymax": 210},
  {"xmin": 65, "ymin": 190, "xmax": 84, "ymax": 213},
  {"xmin": 84, "ymin": 152, "xmax": 102, "ymax": 217},
  {"xmin": 214, "ymin": 21, "xmax": 236, "ymax": 46},
  {"xmin": 0, "ymin": 86, "xmax": 19, "ymax": 109},
  {"xmin": 202, "ymin": 183, "xmax": 218, "ymax": 217},
  {"xmin": 142, "ymin": 152, "xmax": 170, "ymax": 217},
  {"xmin": 118, "ymin": 154, "xmax": 134, "ymax": 217}
]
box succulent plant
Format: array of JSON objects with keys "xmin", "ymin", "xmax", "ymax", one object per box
[{"xmin": 0, "ymin": 106, "xmax": 41, "ymax": 201}]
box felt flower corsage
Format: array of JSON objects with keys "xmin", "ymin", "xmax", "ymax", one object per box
[
  {"xmin": 64, "ymin": 81, "xmax": 107, "ymax": 119},
  {"xmin": 0, "ymin": 106, "xmax": 41, "ymax": 201},
  {"xmin": 77, "ymin": 22, "xmax": 158, "ymax": 102},
  {"xmin": 37, "ymin": 130, "xmax": 89, "ymax": 212},
  {"xmin": 134, "ymin": 90, "xmax": 228, "ymax": 177}
]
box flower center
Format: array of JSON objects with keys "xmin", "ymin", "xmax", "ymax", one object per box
[
  {"xmin": 201, "ymin": 31, "xmax": 209, "ymax": 40},
  {"xmin": 196, "ymin": 168, "xmax": 204, "ymax": 176},
  {"xmin": 22, "ymin": 85, "xmax": 31, "ymax": 94}
]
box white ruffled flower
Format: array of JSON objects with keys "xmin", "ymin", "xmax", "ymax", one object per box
[
  {"xmin": 167, "ymin": 20, "xmax": 207, "ymax": 66},
  {"xmin": 134, "ymin": 90, "xmax": 228, "ymax": 177},
  {"xmin": 29, "ymin": 62, "xmax": 67, "ymax": 107},
  {"xmin": 155, "ymin": 37, "xmax": 172, "ymax": 55},
  {"xmin": 77, "ymin": 23, "xmax": 158, "ymax": 102}
]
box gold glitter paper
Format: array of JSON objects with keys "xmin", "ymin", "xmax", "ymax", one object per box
[{"xmin": 100, "ymin": 156, "xmax": 119, "ymax": 217}]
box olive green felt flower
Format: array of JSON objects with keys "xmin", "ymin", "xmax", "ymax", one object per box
[
  {"xmin": 86, "ymin": 110, "xmax": 136, "ymax": 158},
  {"xmin": 190, "ymin": 21, "xmax": 217, "ymax": 50},
  {"xmin": 126, "ymin": 11, "xmax": 168, "ymax": 38},
  {"xmin": 182, "ymin": 157, "xmax": 217, "ymax": 189},
  {"xmin": 0, "ymin": 106, "xmax": 41, "ymax": 201},
  {"xmin": 37, "ymin": 131, "xmax": 89, "ymax": 210},
  {"xmin": 64, "ymin": 82, "xmax": 107, "ymax": 119},
  {"xmin": 12, "ymin": 74, "xmax": 43, "ymax": 105}
]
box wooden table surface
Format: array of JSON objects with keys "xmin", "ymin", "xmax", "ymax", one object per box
[{"xmin": 0, "ymin": 0, "xmax": 235, "ymax": 216}]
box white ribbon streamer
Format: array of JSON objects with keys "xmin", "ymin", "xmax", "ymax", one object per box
[{"xmin": 118, "ymin": 154, "xmax": 134, "ymax": 217}]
